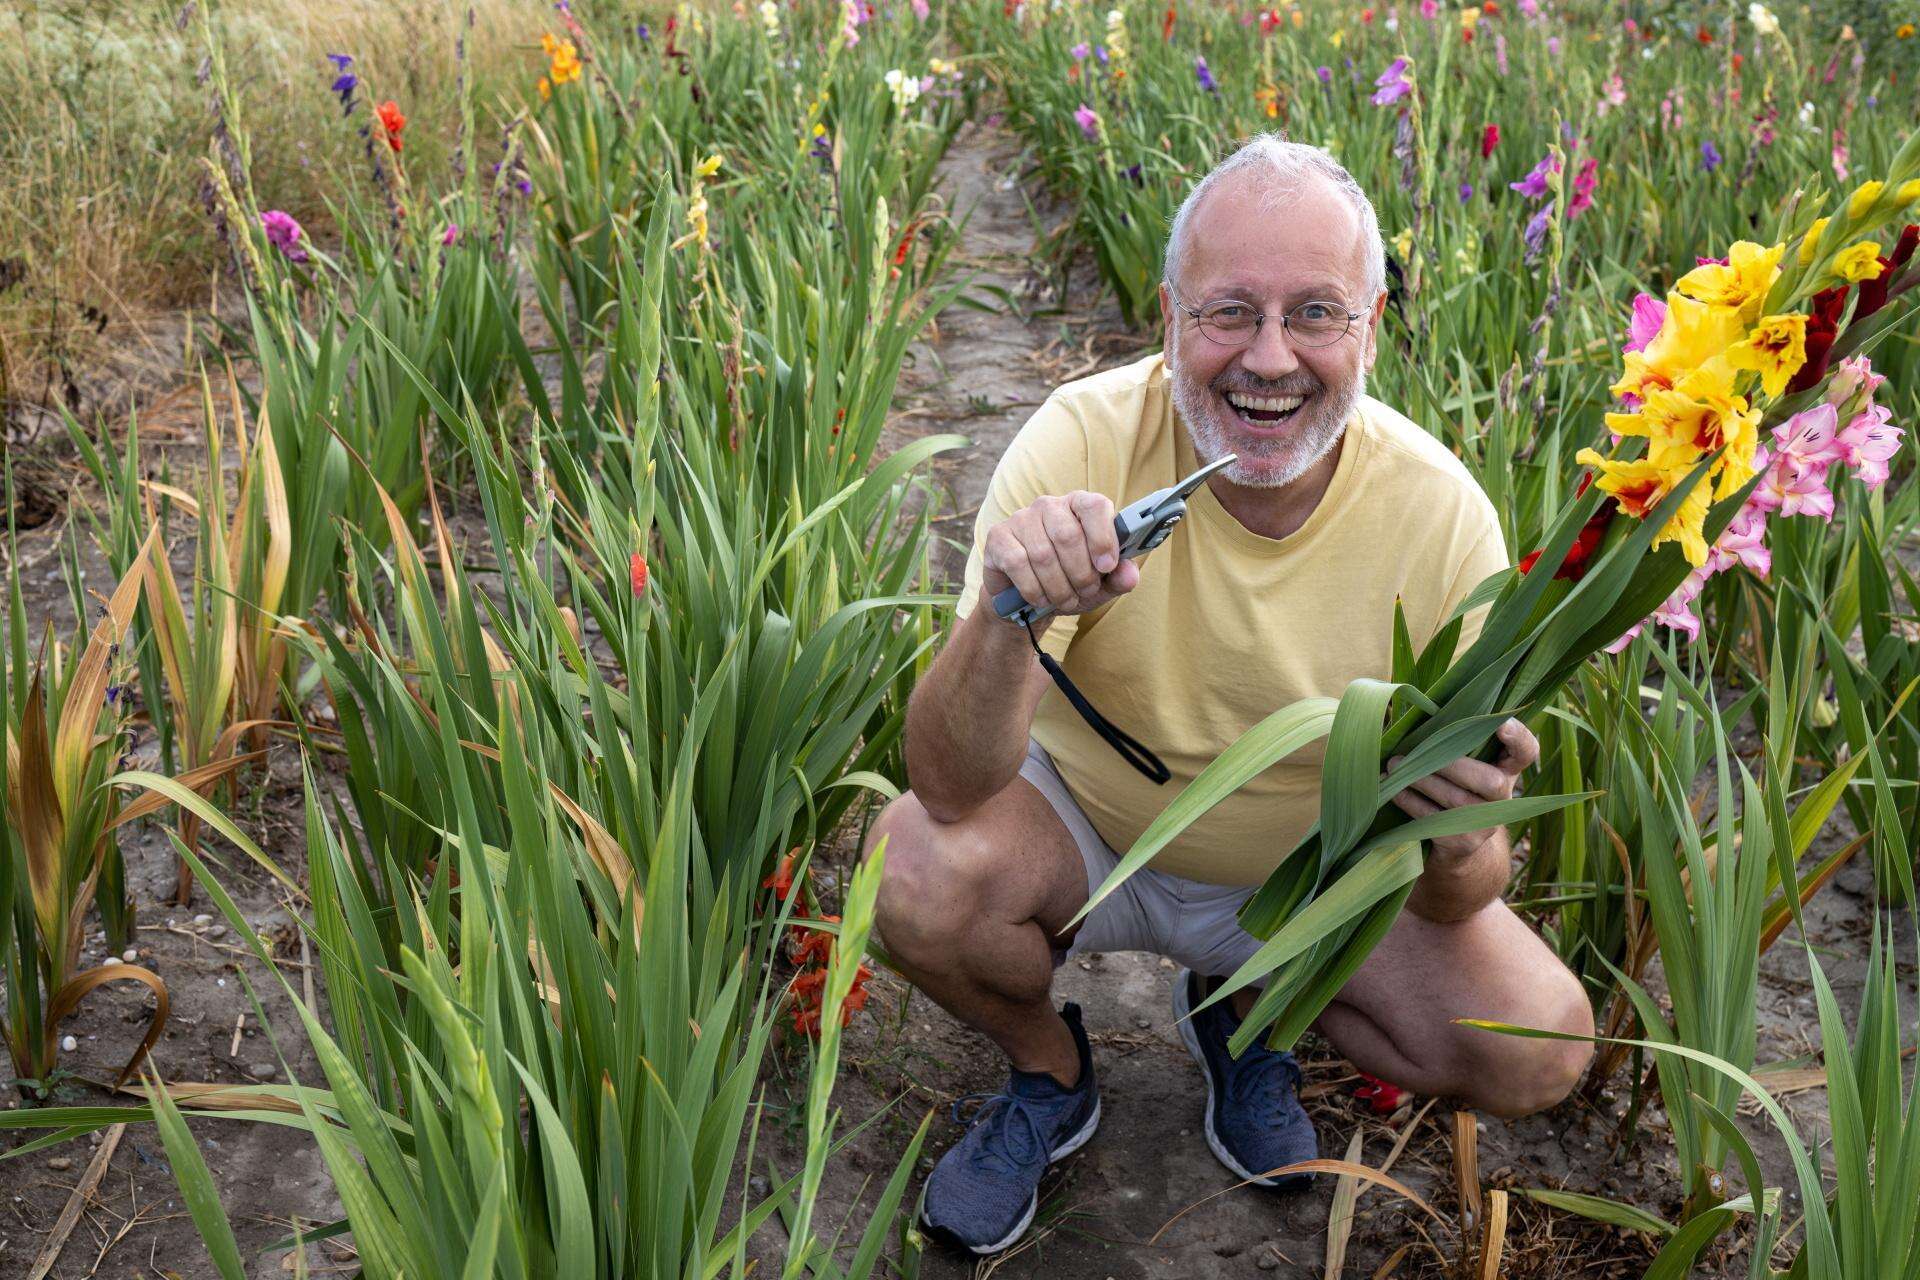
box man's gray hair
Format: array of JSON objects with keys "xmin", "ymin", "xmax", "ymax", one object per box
[{"xmin": 1162, "ymin": 133, "xmax": 1387, "ymax": 303}]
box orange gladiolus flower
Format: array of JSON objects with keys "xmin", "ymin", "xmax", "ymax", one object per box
[
  {"xmin": 629, "ymin": 551, "xmax": 649, "ymax": 597},
  {"xmin": 376, "ymin": 100, "xmax": 407, "ymax": 151}
]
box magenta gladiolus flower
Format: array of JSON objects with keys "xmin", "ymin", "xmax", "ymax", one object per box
[
  {"xmin": 1707, "ymin": 505, "xmax": 1771, "ymax": 579},
  {"xmin": 1523, "ymin": 201, "xmax": 1554, "ymax": 259},
  {"xmin": 1771, "ymin": 404, "xmax": 1846, "ymax": 474},
  {"xmin": 1370, "ymin": 57, "xmax": 1413, "ymax": 105},
  {"xmin": 442, "ymin": 223, "xmax": 460, "ymax": 246},
  {"xmin": 1624, "ymin": 293, "xmax": 1666, "ymax": 354},
  {"xmin": 1073, "ymin": 103, "xmax": 1100, "ymax": 139},
  {"xmin": 1569, "ymin": 157, "xmax": 1599, "ymax": 218},
  {"xmin": 1750, "ymin": 444, "xmax": 1837, "ymax": 520},
  {"xmin": 260, "ymin": 210, "xmax": 309, "ymax": 264},
  {"xmin": 1071, "ymin": 41, "xmax": 1090, "ymax": 59}
]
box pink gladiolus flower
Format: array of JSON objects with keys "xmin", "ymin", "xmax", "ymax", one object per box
[
  {"xmin": 260, "ymin": 210, "xmax": 309, "ymax": 264},
  {"xmin": 1834, "ymin": 405, "xmax": 1902, "ymax": 488},
  {"xmin": 1420, "ymin": 0, "xmax": 1439, "ymax": 17},
  {"xmin": 1770, "ymin": 403, "xmax": 1846, "ymax": 474},
  {"xmin": 1519, "ymin": 0, "xmax": 1538, "ymax": 15},
  {"xmin": 912, "ymin": 0, "xmax": 929, "ymax": 16},
  {"xmin": 441, "ymin": 223, "xmax": 460, "ymax": 246},
  {"xmin": 1495, "ymin": 33, "xmax": 1508, "ymax": 75},
  {"xmin": 1706, "ymin": 505, "xmax": 1771, "ymax": 579},
  {"xmin": 1624, "ymin": 293, "xmax": 1666, "ymax": 353},
  {"xmin": 1751, "ymin": 445, "xmax": 1837, "ymax": 521},
  {"xmin": 1569, "ymin": 157, "xmax": 1599, "ymax": 219},
  {"xmin": 1825, "ymin": 355, "xmax": 1885, "ymax": 411},
  {"xmin": 1073, "ymin": 103, "xmax": 1100, "ymax": 138}
]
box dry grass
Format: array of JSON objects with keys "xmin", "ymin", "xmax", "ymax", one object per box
[{"xmin": 0, "ymin": 0, "xmax": 557, "ymax": 427}]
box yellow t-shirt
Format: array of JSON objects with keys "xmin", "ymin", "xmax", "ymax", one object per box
[{"xmin": 956, "ymin": 353, "xmax": 1508, "ymax": 887}]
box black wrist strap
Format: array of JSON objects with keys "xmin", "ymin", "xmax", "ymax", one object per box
[{"xmin": 1021, "ymin": 616, "xmax": 1169, "ymax": 785}]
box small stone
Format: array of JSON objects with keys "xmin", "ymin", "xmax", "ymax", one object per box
[
  {"xmin": 1132, "ymin": 1016, "xmax": 1151, "ymax": 1029},
  {"xmin": 748, "ymin": 1175, "xmax": 770, "ymax": 1195},
  {"xmin": 102, "ymin": 956, "xmax": 121, "ymax": 967},
  {"xmin": 206, "ymin": 925, "xmax": 227, "ymax": 940},
  {"xmin": 47, "ymin": 1156, "xmax": 72, "ymax": 1172},
  {"xmin": 193, "ymin": 914, "xmax": 213, "ymax": 928},
  {"xmin": 247, "ymin": 1062, "xmax": 279, "ymax": 1081},
  {"xmin": 1158, "ymin": 957, "xmax": 1175, "ymax": 969},
  {"xmin": 60, "ymin": 1035, "xmax": 77, "ymax": 1053},
  {"xmin": 1256, "ymin": 1253, "xmax": 1280, "ymax": 1272},
  {"xmin": 122, "ymin": 947, "xmax": 138, "ymax": 962}
]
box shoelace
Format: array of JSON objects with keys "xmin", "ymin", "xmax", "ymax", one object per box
[{"xmin": 949, "ymin": 1091, "xmax": 1052, "ymax": 1178}]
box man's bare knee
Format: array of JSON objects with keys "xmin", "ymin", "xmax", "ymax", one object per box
[
  {"xmin": 1467, "ymin": 971, "xmax": 1595, "ymax": 1119},
  {"xmin": 867, "ymin": 792, "xmax": 997, "ymax": 958}
]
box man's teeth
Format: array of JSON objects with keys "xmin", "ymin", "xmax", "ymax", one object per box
[{"xmin": 1225, "ymin": 392, "xmax": 1305, "ymax": 413}]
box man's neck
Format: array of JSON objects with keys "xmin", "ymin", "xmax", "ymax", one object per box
[{"xmin": 1205, "ymin": 432, "xmax": 1345, "ymax": 541}]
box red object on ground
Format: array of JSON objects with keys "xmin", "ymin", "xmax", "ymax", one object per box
[{"xmin": 1354, "ymin": 1071, "xmax": 1408, "ymax": 1115}]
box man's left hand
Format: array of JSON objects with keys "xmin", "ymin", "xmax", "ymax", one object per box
[{"xmin": 1387, "ymin": 717, "xmax": 1539, "ymax": 863}]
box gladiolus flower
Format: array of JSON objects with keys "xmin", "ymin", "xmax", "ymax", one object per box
[
  {"xmin": 1834, "ymin": 405, "xmax": 1902, "ymax": 488},
  {"xmin": 1700, "ymin": 141, "xmax": 1723, "ymax": 172},
  {"xmin": 1371, "ymin": 57, "xmax": 1413, "ymax": 105},
  {"xmin": 1517, "ymin": 507, "xmax": 1613, "ymax": 581},
  {"xmin": 376, "ymin": 100, "xmax": 407, "ymax": 152},
  {"xmin": 1576, "ymin": 450, "xmax": 1713, "ymax": 565},
  {"xmin": 260, "ymin": 210, "xmax": 309, "ymax": 264},
  {"xmin": 1770, "ymin": 403, "xmax": 1846, "ymax": 476},
  {"xmin": 1724, "ymin": 313, "xmax": 1808, "ymax": 398},
  {"xmin": 1706, "ymin": 505, "xmax": 1770, "ymax": 579},
  {"xmin": 1071, "ymin": 40, "xmax": 1090, "ymax": 58},
  {"xmin": 1856, "ymin": 224, "xmax": 1918, "ymax": 318},
  {"xmin": 1829, "ymin": 240, "xmax": 1885, "ymax": 284},
  {"xmin": 1898, "ymin": 23, "xmax": 1915, "ymax": 38},
  {"xmin": 1569, "ymin": 157, "xmax": 1598, "ymax": 219},
  {"xmin": 762, "ymin": 849, "xmax": 798, "ymax": 900},
  {"xmin": 1509, "ymin": 152, "xmax": 1557, "ymax": 199},
  {"xmin": 1747, "ymin": 3, "xmax": 1778, "ymax": 34},
  {"xmin": 1750, "ymin": 444, "xmax": 1836, "ymax": 520},
  {"xmin": 542, "ymin": 33, "xmax": 582, "ymax": 85},
  {"xmin": 1194, "ymin": 55, "xmax": 1217, "ymax": 92},
  {"xmin": 1784, "ymin": 287, "xmax": 1849, "ymax": 394},
  {"xmin": 1480, "ymin": 123, "xmax": 1500, "ymax": 159},
  {"xmin": 1675, "ymin": 240, "xmax": 1782, "ymax": 324},
  {"xmin": 1523, "ymin": 202, "xmax": 1554, "ymax": 259},
  {"xmin": 1847, "ymin": 181, "xmax": 1885, "ymax": 220},
  {"xmin": 1797, "ymin": 217, "xmax": 1830, "ymax": 266},
  {"xmin": 1624, "ymin": 294, "xmax": 1668, "ymax": 354},
  {"xmin": 1162, "ymin": 3, "xmax": 1175, "ymax": 39},
  {"xmin": 1073, "ymin": 103, "xmax": 1100, "ymax": 138},
  {"xmin": 1696, "ymin": 24, "xmax": 1713, "ymax": 43},
  {"xmin": 441, "ymin": 223, "xmax": 460, "ymax": 247},
  {"xmin": 629, "ymin": 552, "xmax": 649, "ymax": 597},
  {"xmin": 1354, "ymin": 1072, "xmax": 1407, "ymax": 1115},
  {"xmin": 1459, "ymin": 182, "xmax": 1474, "ymax": 203},
  {"xmin": 326, "ymin": 52, "xmax": 358, "ymax": 110}
]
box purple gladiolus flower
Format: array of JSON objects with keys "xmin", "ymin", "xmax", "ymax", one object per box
[
  {"xmin": 1124, "ymin": 162, "xmax": 1144, "ymax": 187},
  {"xmin": 1074, "ymin": 103, "xmax": 1100, "ymax": 139},
  {"xmin": 442, "ymin": 223, "xmax": 460, "ymax": 246},
  {"xmin": 261, "ymin": 210, "xmax": 309, "ymax": 264},
  {"xmin": 1524, "ymin": 201, "xmax": 1554, "ymax": 259},
  {"xmin": 1071, "ymin": 41, "xmax": 1090, "ymax": 59},
  {"xmin": 1195, "ymin": 55, "xmax": 1217, "ymax": 92},
  {"xmin": 1094, "ymin": 45, "xmax": 1109, "ymax": 64},
  {"xmin": 1459, "ymin": 181, "xmax": 1473, "ymax": 202},
  {"xmin": 1701, "ymin": 140, "xmax": 1722, "ymax": 172},
  {"xmin": 636, "ymin": 22, "xmax": 651, "ymax": 41},
  {"xmin": 1316, "ymin": 65, "xmax": 1332, "ymax": 83},
  {"xmin": 1371, "ymin": 56, "xmax": 1413, "ymax": 106},
  {"xmin": 1509, "ymin": 153, "xmax": 1557, "ymax": 199}
]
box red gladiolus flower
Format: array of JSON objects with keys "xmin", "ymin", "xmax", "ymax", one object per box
[
  {"xmin": 1480, "ymin": 123, "xmax": 1500, "ymax": 159},
  {"xmin": 789, "ymin": 915, "xmax": 840, "ymax": 968},
  {"xmin": 1696, "ymin": 24, "xmax": 1713, "ymax": 43},
  {"xmin": 762, "ymin": 849, "xmax": 799, "ymax": 901},
  {"xmin": 1361, "ymin": 6, "xmax": 1374, "ymax": 22},
  {"xmin": 376, "ymin": 100, "xmax": 407, "ymax": 152},
  {"xmin": 1855, "ymin": 223, "xmax": 1917, "ymax": 319},
  {"xmin": 1354, "ymin": 1072, "xmax": 1407, "ymax": 1115},
  {"xmin": 1517, "ymin": 507, "xmax": 1613, "ymax": 581},
  {"xmin": 1785, "ymin": 286, "xmax": 1851, "ymax": 394},
  {"xmin": 1162, "ymin": 3, "xmax": 1175, "ymax": 39},
  {"xmin": 1481, "ymin": 0, "xmax": 1498, "ymax": 11},
  {"xmin": 629, "ymin": 552, "xmax": 649, "ymax": 597},
  {"xmin": 1731, "ymin": 52, "xmax": 1744, "ymax": 72}
]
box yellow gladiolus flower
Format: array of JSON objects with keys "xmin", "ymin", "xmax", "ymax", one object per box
[
  {"xmin": 1847, "ymin": 181, "xmax": 1885, "ymax": 220},
  {"xmin": 538, "ymin": 76, "xmax": 551, "ymax": 101},
  {"xmin": 1575, "ymin": 450, "xmax": 1713, "ymax": 566},
  {"xmin": 1900, "ymin": 179, "xmax": 1920, "ymax": 207},
  {"xmin": 1675, "ymin": 241, "xmax": 1783, "ymax": 324},
  {"xmin": 696, "ymin": 153, "xmax": 725, "ymax": 178},
  {"xmin": 1829, "ymin": 239, "xmax": 1885, "ymax": 283},
  {"xmin": 1723, "ymin": 312, "xmax": 1808, "ymax": 398},
  {"xmin": 1897, "ymin": 21, "xmax": 1915, "ymax": 37},
  {"xmin": 1609, "ymin": 364, "xmax": 1760, "ymax": 500},
  {"xmin": 1797, "ymin": 217, "xmax": 1829, "ymax": 265},
  {"xmin": 1391, "ymin": 227, "xmax": 1414, "ymax": 259},
  {"xmin": 1629, "ymin": 293, "xmax": 1747, "ymax": 381}
]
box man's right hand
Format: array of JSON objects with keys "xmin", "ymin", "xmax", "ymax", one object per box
[{"xmin": 981, "ymin": 491, "xmax": 1142, "ymax": 621}]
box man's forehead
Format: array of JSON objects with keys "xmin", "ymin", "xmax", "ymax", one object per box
[{"xmin": 1178, "ymin": 172, "xmax": 1367, "ymax": 294}]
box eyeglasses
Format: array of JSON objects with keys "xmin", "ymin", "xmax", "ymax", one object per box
[{"xmin": 1171, "ymin": 293, "xmax": 1362, "ymax": 349}]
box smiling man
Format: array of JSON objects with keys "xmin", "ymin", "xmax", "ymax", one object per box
[{"xmin": 865, "ymin": 135, "xmax": 1594, "ymax": 1255}]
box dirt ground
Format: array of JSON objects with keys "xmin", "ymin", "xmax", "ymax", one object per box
[{"xmin": 0, "ymin": 120, "xmax": 1906, "ymax": 1279}]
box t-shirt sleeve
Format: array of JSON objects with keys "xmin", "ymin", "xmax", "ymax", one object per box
[
  {"xmin": 955, "ymin": 395, "xmax": 1092, "ymax": 661},
  {"xmin": 1437, "ymin": 509, "xmax": 1510, "ymax": 658}
]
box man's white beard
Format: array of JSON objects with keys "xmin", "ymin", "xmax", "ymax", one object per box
[{"xmin": 1167, "ymin": 328, "xmax": 1361, "ymax": 490}]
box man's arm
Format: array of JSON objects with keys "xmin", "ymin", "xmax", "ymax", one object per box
[{"xmin": 907, "ymin": 490, "xmax": 1141, "ymax": 823}]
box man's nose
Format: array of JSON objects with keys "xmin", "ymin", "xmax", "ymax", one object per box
[{"xmin": 1238, "ymin": 315, "xmax": 1302, "ymax": 380}]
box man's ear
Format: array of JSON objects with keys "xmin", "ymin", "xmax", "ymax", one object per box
[
  {"xmin": 1362, "ymin": 289, "xmax": 1388, "ymax": 372},
  {"xmin": 1158, "ymin": 282, "xmax": 1174, "ymax": 348}
]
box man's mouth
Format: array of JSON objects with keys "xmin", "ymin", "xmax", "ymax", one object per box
[{"xmin": 1222, "ymin": 389, "xmax": 1309, "ymax": 427}]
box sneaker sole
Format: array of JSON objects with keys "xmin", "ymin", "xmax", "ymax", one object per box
[
  {"xmin": 1171, "ymin": 968, "xmax": 1311, "ymax": 1192},
  {"xmin": 921, "ymin": 1095, "xmax": 1103, "ymax": 1256}
]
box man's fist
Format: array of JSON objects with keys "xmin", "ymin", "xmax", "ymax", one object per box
[{"xmin": 981, "ymin": 491, "xmax": 1142, "ymax": 621}]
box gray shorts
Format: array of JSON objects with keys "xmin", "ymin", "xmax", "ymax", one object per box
[{"xmin": 1019, "ymin": 739, "xmax": 1265, "ymax": 979}]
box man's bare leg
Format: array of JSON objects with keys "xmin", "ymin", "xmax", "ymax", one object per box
[
  {"xmin": 1311, "ymin": 900, "xmax": 1594, "ymax": 1118},
  {"xmin": 865, "ymin": 780, "xmax": 1092, "ymax": 1087}
]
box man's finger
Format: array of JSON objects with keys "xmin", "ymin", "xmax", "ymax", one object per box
[
  {"xmin": 1390, "ymin": 789, "xmax": 1441, "ymax": 820},
  {"xmin": 1072, "ymin": 491, "xmax": 1120, "ymax": 574},
  {"xmin": 1430, "ymin": 755, "xmax": 1515, "ymax": 802},
  {"xmin": 1401, "ymin": 772, "xmax": 1483, "ymax": 812},
  {"xmin": 1039, "ymin": 498, "xmax": 1101, "ymax": 599},
  {"xmin": 1494, "ymin": 718, "xmax": 1540, "ymax": 774}
]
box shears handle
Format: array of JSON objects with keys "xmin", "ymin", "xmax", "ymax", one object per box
[{"xmin": 988, "ymin": 511, "xmax": 1128, "ymax": 626}]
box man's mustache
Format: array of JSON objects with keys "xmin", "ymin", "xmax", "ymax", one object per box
[{"xmin": 1210, "ymin": 377, "xmax": 1322, "ymax": 398}]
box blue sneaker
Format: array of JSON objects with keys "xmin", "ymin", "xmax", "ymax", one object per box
[
  {"xmin": 920, "ymin": 1002, "xmax": 1101, "ymax": 1254},
  {"xmin": 1173, "ymin": 967, "xmax": 1317, "ymax": 1190}
]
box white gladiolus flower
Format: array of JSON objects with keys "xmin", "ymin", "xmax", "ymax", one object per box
[
  {"xmin": 759, "ymin": 0, "xmax": 780, "ymax": 37},
  {"xmin": 1747, "ymin": 3, "xmax": 1778, "ymax": 34},
  {"xmin": 884, "ymin": 68, "xmax": 922, "ymax": 109}
]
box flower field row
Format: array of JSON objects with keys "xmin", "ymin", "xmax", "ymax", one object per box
[{"xmin": 1, "ymin": 0, "xmax": 1919, "ymax": 1275}]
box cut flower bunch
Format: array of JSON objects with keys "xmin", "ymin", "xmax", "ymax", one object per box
[{"xmin": 1079, "ymin": 131, "xmax": 1920, "ymax": 1055}]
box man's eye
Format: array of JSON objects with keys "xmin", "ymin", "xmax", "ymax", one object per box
[
  {"xmin": 1207, "ymin": 304, "xmax": 1255, "ymax": 323},
  {"xmin": 1297, "ymin": 303, "xmax": 1336, "ymax": 322}
]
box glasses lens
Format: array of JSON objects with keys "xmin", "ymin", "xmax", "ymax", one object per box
[
  {"xmin": 1286, "ymin": 302, "xmax": 1351, "ymax": 347},
  {"xmin": 1197, "ymin": 303, "xmax": 1258, "ymax": 346}
]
